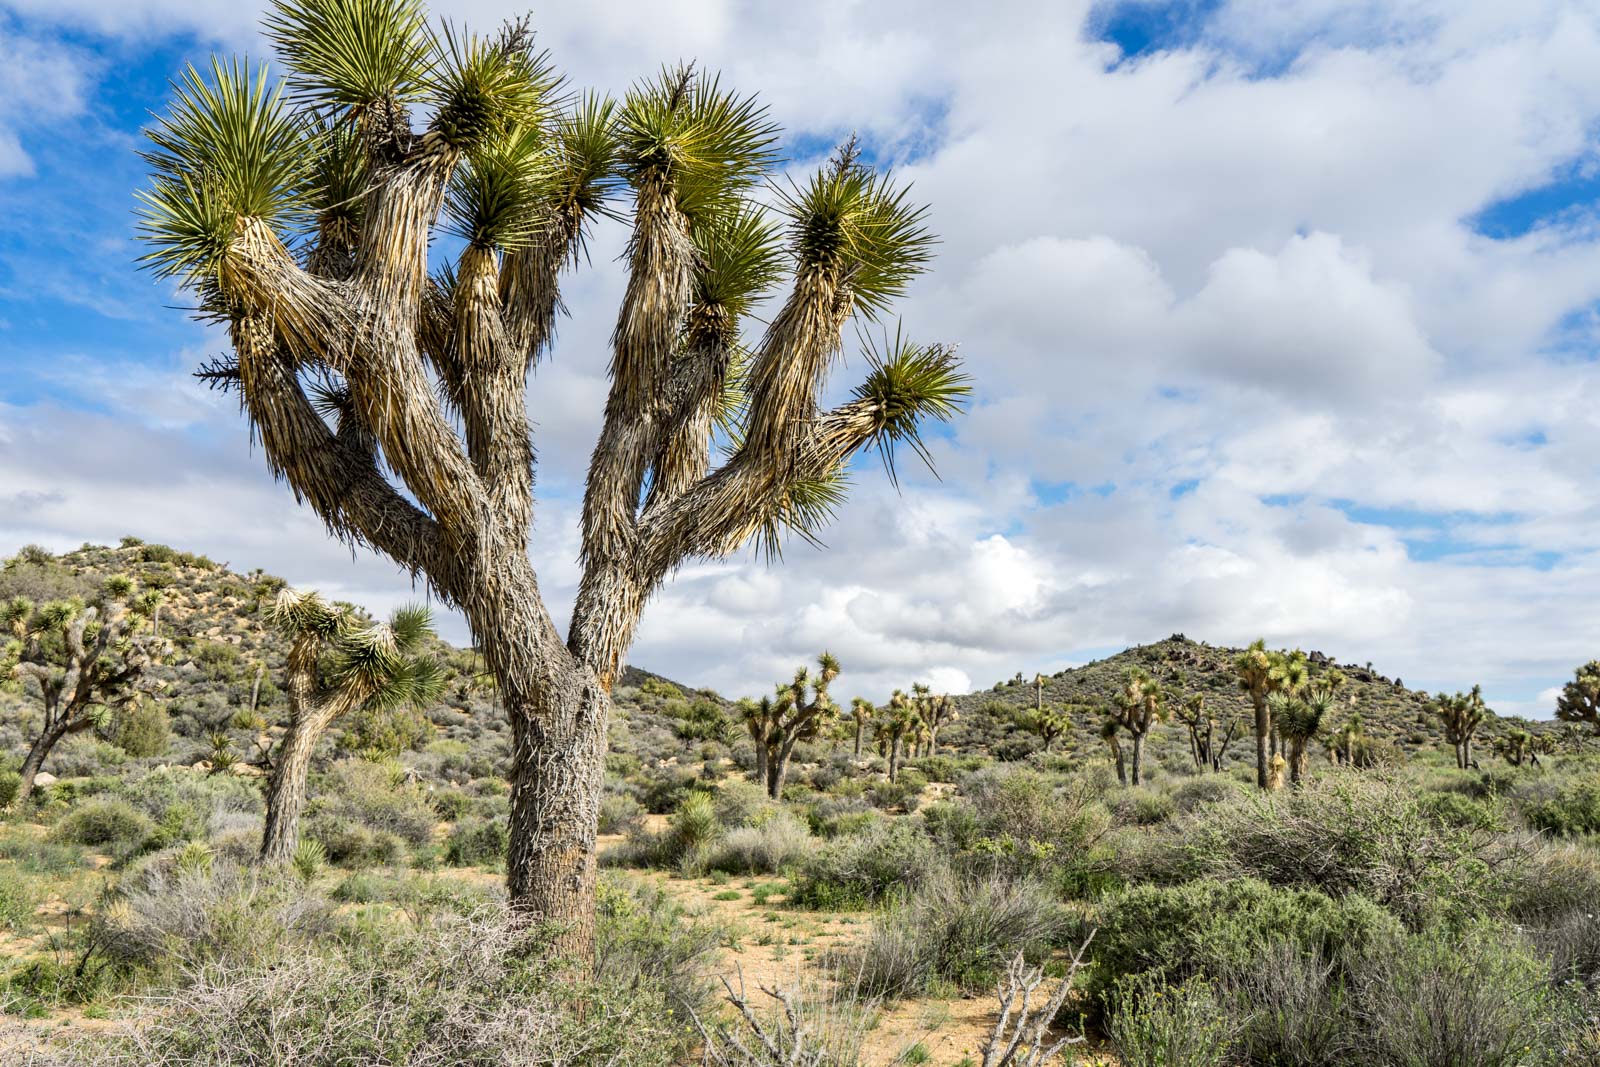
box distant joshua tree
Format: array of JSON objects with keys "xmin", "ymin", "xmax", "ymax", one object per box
[
  {"xmin": 751, "ymin": 653, "xmax": 840, "ymax": 799},
  {"xmin": 1099, "ymin": 715, "xmax": 1128, "ymax": 787},
  {"xmin": 882, "ymin": 689, "xmax": 920, "ymax": 783},
  {"xmin": 1272, "ymin": 672, "xmax": 1342, "ymax": 786},
  {"xmin": 259, "ymin": 589, "xmax": 443, "ymax": 862},
  {"xmin": 2, "ymin": 578, "xmax": 166, "ymax": 803},
  {"xmin": 1556, "ymin": 661, "xmax": 1600, "ymax": 735},
  {"xmin": 1025, "ymin": 704, "xmax": 1074, "ymax": 751},
  {"xmin": 134, "ymin": 0, "xmax": 969, "ymax": 954},
  {"xmin": 848, "ymin": 697, "xmax": 873, "ymax": 757},
  {"xmin": 1235, "ymin": 640, "xmax": 1308, "ymax": 790},
  {"xmin": 1172, "ymin": 692, "xmax": 1237, "ymax": 773},
  {"xmin": 1111, "ymin": 668, "xmax": 1164, "ymax": 786},
  {"xmin": 1432, "ymin": 684, "xmax": 1487, "ymax": 770}
]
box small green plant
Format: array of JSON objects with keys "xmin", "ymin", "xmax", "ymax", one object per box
[{"xmin": 291, "ymin": 838, "xmax": 327, "ymax": 882}]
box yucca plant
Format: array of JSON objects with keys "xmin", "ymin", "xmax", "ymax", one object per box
[
  {"xmin": 137, "ymin": 0, "xmax": 968, "ymax": 956},
  {"xmin": 756, "ymin": 653, "xmax": 841, "ymax": 799},
  {"xmin": 258, "ymin": 588, "xmax": 443, "ymax": 863},
  {"xmin": 1555, "ymin": 661, "xmax": 1600, "ymax": 735},
  {"xmin": 291, "ymin": 837, "xmax": 327, "ymax": 882}
]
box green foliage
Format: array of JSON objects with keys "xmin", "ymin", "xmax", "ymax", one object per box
[
  {"xmin": 1110, "ymin": 974, "xmax": 1235, "ymax": 1067},
  {"xmin": 107, "ymin": 701, "xmax": 172, "ymax": 758},
  {"xmin": 445, "ymin": 816, "xmax": 508, "ymax": 868},
  {"xmin": 0, "ymin": 867, "xmax": 39, "ymax": 932},
  {"xmin": 51, "ymin": 798, "xmax": 155, "ymax": 853},
  {"xmin": 789, "ymin": 819, "xmax": 937, "ymax": 909},
  {"xmin": 1086, "ymin": 878, "xmax": 1400, "ymax": 1007},
  {"xmin": 1522, "ymin": 775, "xmax": 1600, "ymax": 836},
  {"xmin": 291, "ymin": 837, "xmax": 326, "ymax": 881},
  {"xmin": 0, "ymin": 769, "xmax": 20, "ymax": 809},
  {"xmin": 264, "ymin": 0, "xmax": 432, "ymax": 110}
]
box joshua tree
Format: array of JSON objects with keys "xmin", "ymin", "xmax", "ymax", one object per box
[
  {"xmin": 1432, "ymin": 685, "xmax": 1487, "ymax": 770},
  {"xmin": 1272, "ymin": 688, "xmax": 1332, "ymax": 786},
  {"xmin": 1236, "ymin": 639, "xmax": 1301, "ymax": 790},
  {"xmin": 1495, "ymin": 727, "xmax": 1538, "ymax": 767},
  {"xmin": 739, "ymin": 696, "xmax": 776, "ymax": 785},
  {"xmin": 912, "ymin": 688, "xmax": 956, "ymax": 757},
  {"xmin": 136, "ymin": 0, "xmax": 968, "ymax": 951},
  {"xmin": 1332, "ymin": 712, "xmax": 1366, "ymax": 767},
  {"xmin": 1025, "ymin": 704, "xmax": 1073, "ymax": 751},
  {"xmin": 1172, "ymin": 693, "xmax": 1236, "ymax": 772},
  {"xmin": 848, "ymin": 696, "xmax": 873, "ymax": 757},
  {"xmin": 1556, "ymin": 661, "xmax": 1600, "ymax": 734},
  {"xmin": 3, "ymin": 582, "xmax": 166, "ymax": 803},
  {"xmin": 1098, "ymin": 715, "xmax": 1127, "ymax": 787},
  {"xmin": 1033, "ymin": 672, "xmax": 1046, "ymax": 712},
  {"xmin": 755, "ymin": 653, "xmax": 840, "ymax": 798},
  {"xmin": 259, "ymin": 589, "xmax": 443, "ymax": 862},
  {"xmin": 1111, "ymin": 668, "xmax": 1164, "ymax": 786},
  {"xmin": 882, "ymin": 689, "xmax": 921, "ymax": 783}
]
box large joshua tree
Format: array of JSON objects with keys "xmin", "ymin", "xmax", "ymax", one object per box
[
  {"xmin": 1111, "ymin": 667, "xmax": 1164, "ymax": 786},
  {"xmin": 259, "ymin": 589, "xmax": 443, "ymax": 862},
  {"xmin": 136, "ymin": 1, "xmax": 968, "ymax": 952},
  {"xmin": 2, "ymin": 581, "xmax": 166, "ymax": 803},
  {"xmin": 1556, "ymin": 661, "xmax": 1600, "ymax": 734},
  {"xmin": 1235, "ymin": 639, "xmax": 1303, "ymax": 789}
]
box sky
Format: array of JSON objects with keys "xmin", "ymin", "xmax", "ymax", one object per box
[{"xmin": 0, "ymin": 0, "xmax": 1598, "ymax": 715}]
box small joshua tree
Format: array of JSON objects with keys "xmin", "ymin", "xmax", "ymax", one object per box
[
  {"xmin": 1235, "ymin": 640, "xmax": 1304, "ymax": 789},
  {"xmin": 1556, "ymin": 661, "xmax": 1600, "ymax": 734},
  {"xmin": 1172, "ymin": 692, "xmax": 1237, "ymax": 773},
  {"xmin": 1024, "ymin": 704, "xmax": 1073, "ymax": 751},
  {"xmin": 914, "ymin": 688, "xmax": 956, "ymax": 757},
  {"xmin": 848, "ymin": 696, "xmax": 873, "ymax": 757},
  {"xmin": 754, "ymin": 653, "xmax": 839, "ymax": 799},
  {"xmin": 1495, "ymin": 727, "xmax": 1537, "ymax": 767},
  {"xmin": 1111, "ymin": 668, "xmax": 1164, "ymax": 786},
  {"xmin": 1099, "ymin": 714, "xmax": 1128, "ymax": 787},
  {"xmin": 135, "ymin": 0, "xmax": 969, "ymax": 952},
  {"xmin": 1332, "ymin": 711, "xmax": 1367, "ymax": 767},
  {"xmin": 1432, "ymin": 684, "xmax": 1487, "ymax": 770},
  {"xmin": 259, "ymin": 588, "xmax": 443, "ymax": 862},
  {"xmin": 882, "ymin": 689, "xmax": 920, "ymax": 783},
  {"xmin": 2, "ymin": 579, "xmax": 166, "ymax": 803}
]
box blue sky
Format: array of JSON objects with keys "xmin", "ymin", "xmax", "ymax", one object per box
[{"xmin": 1, "ymin": 0, "xmax": 1599, "ymax": 713}]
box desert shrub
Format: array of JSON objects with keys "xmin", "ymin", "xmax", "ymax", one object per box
[
  {"xmin": 595, "ymin": 875, "xmax": 722, "ymax": 1023},
  {"xmin": 849, "ymin": 870, "xmax": 1062, "ymax": 996},
  {"xmin": 1422, "ymin": 789, "xmax": 1505, "ymax": 831},
  {"xmin": 1177, "ymin": 774, "xmax": 1499, "ymax": 926},
  {"xmin": 336, "ymin": 702, "xmax": 433, "ymax": 758},
  {"xmin": 51, "ymin": 798, "xmax": 154, "ymax": 854},
  {"xmin": 1541, "ymin": 908, "xmax": 1600, "ymax": 989},
  {"xmin": 1086, "ymin": 878, "xmax": 1399, "ymax": 1007},
  {"xmin": 107, "ymin": 702, "xmax": 171, "ymax": 758},
  {"xmin": 445, "ymin": 817, "xmax": 508, "ymax": 868},
  {"xmin": 1522, "ymin": 776, "xmax": 1600, "ymax": 836},
  {"xmin": 63, "ymin": 910, "xmax": 689, "ymax": 1067},
  {"xmin": 711, "ymin": 779, "xmax": 775, "ymax": 828},
  {"xmin": 102, "ymin": 860, "xmax": 338, "ymax": 976},
  {"xmin": 310, "ymin": 761, "xmax": 435, "ymax": 848},
  {"xmin": 706, "ymin": 812, "xmax": 812, "ymax": 875},
  {"xmin": 1114, "ymin": 787, "xmax": 1175, "ymax": 826},
  {"xmin": 1168, "ymin": 774, "xmax": 1240, "ymax": 812},
  {"xmin": 672, "ymin": 791, "xmax": 719, "ymax": 853},
  {"xmin": 118, "ymin": 769, "xmax": 262, "ymax": 848},
  {"xmin": 639, "ymin": 769, "xmax": 699, "ymax": 814},
  {"xmin": 1110, "ymin": 974, "xmax": 1235, "ymax": 1067},
  {"xmin": 304, "ymin": 815, "xmax": 405, "ymax": 867},
  {"xmin": 0, "ymin": 867, "xmax": 39, "ymax": 932},
  {"xmin": 1223, "ymin": 941, "xmax": 1352, "ymax": 1066},
  {"xmin": 432, "ymin": 787, "xmax": 474, "ymax": 821},
  {"xmin": 1502, "ymin": 839, "xmax": 1600, "ymax": 922},
  {"xmin": 0, "ymin": 769, "xmax": 19, "ymax": 809},
  {"xmin": 1350, "ymin": 924, "xmax": 1550, "ymax": 1066},
  {"xmin": 599, "ymin": 792, "xmax": 647, "ymax": 835},
  {"xmin": 963, "ymin": 766, "xmax": 1109, "ymax": 854},
  {"xmin": 46, "ymin": 736, "xmax": 128, "ymax": 777},
  {"xmin": 789, "ymin": 819, "xmax": 939, "ymax": 910}
]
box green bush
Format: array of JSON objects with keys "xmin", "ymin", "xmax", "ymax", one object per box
[
  {"xmin": 789, "ymin": 819, "xmax": 938, "ymax": 909},
  {"xmin": 1522, "ymin": 776, "xmax": 1600, "ymax": 836},
  {"xmin": 599, "ymin": 792, "xmax": 646, "ymax": 836},
  {"xmin": 850, "ymin": 870, "xmax": 1062, "ymax": 996},
  {"xmin": 310, "ymin": 761, "xmax": 436, "ymax": 848},
  {"xmin": 1087, "ymin": 878, "xmax": 1399, "ymax": 1007},
  {"xmin": 305, "ymin": 815, "xmax": 405, "ymax": 867},
  {"xmin": 108, "ymin": 702, "xmax": 171, "ymax": 758},
  {"xmin": 1110, "ymin": 974, "xmax": 1235, "ymax": 1067},
  {"xmin": 51, "ymin": 798, "xmax": 154, "ymax": 853},
  {"xmin": 445, "ymin": 817, "xmax": 508, "ymax": 868},
  {"xmin": 0, "ymin": 769, "xmax": 20, "ymax": 809},
  {"xmin": 0, "ymin": 867, "xmax": 39, "ymax": 932}
]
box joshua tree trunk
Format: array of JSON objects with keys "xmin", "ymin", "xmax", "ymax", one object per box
[
  {"xmin": 249, "ymin": 662, "xmax": 265, "ymax": 718},
  {"xmin": 15, "ymin": 719, "xmax": 75, "ymax": 804},
  {"xmin": 1288, "ymin": 739, "xmax": 1307, "ymax": 785},
  {"xmin": 1129, "ymin": 732, "xmax": 1146, "ymax": 786},
  {"xmin": 889, "ymin": 737, "xmax": 902, "ymax": 783},
  {"xmin": 260, "ymin": 698, "xmax": 345, "ymax": 862},
  {"xmin": 1253, "ymin": 696, "xmax": 1271, "ymax": 789},
  {"xmin": 753, "ymin": 734, "xmax": 770, "ymax": 786},
  {"xmin": 853, "ymin": 722, "xmax": 863, "ymax": 757}
]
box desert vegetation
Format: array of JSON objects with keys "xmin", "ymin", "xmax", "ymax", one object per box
[{"xmin": 4, "ymin": 541, "xmax": 1600, "ymax": 1064}]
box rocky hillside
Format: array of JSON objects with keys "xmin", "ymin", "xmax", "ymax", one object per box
[{"xmin": 946, "ymin": 634, "xmax": 1548, "ymax": 768}]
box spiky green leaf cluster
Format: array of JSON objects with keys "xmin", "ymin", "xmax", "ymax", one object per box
[
  {"xmin": 302, "ymin": 119, "xmax": 369, "ymax": 241},
  {"xmin": 444, "ymin": 125, "xmax": 551, "ymax": 250},
  {"xmin": 429, "ymin": 21, "xmax": 559, "ymax": 151},
  {"xmin": 264, "ymin": 0, "xmax": 432, "ymax": 112},
  {"xmin": 782, "ymin": 142, "xmax": 934, "ymax": 318},
  {"xmin": 693, "ymin": 206, "xmax": 783, "ymax": 325},
  {"xmin": 757, "ymin": 464, "xmax": 851, "ymax": 560},
  {"xmin": 617, "ymin": 65, "xmax": 779, "ymax": 223},
  {"xmin": 853, "ymin": 328, "xmax": 971, "ymax": 483},
  {"xmin": 269, "ymin": 588, "xmax": 345, "ymax": 640},
  {"xmin": 137, "ymin": 59, "xmax": 312, "ymax": 281},
  {"xmin": 547, "ymin": 92, "xmax": 620, "ymax": 229}
]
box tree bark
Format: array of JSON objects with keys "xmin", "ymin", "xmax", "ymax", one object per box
[
  {"xmin": 15, "ymin": 720, "xmax": 69, "ymax": 804},
  {"xmin": 505, "ymin": 677, "xmax": 610, "ymax": 957},
  {"xmin": 1288, "ymin": 740, "xmax": 1306, "ymax": 785},
  {"xmin": 889, "ymin": 738, "xmax": 902, "ymax": 783},
  {"xmin": 1253, "ymin": 696, "xmax": 1270, "ymax": 790},
  {"xmin": 1130, "ymin": 732, "xmax": 1145, "ymax": 786},
  {"xmin": 853, "ymin": 723, "xmax": 863, "ymax": 757},
  {"xmin": 753, "ymin": 736, "xmax": 769, "ymax": 788},
  {"xmin": 259, "ymin": 698, "xmax": 344, "ymax": 863}
]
